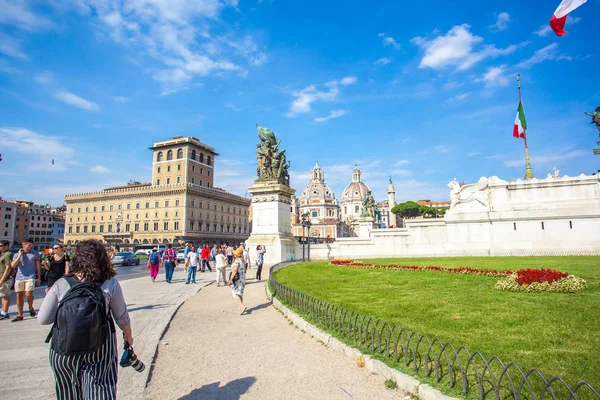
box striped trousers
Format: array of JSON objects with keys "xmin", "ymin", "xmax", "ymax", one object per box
[{"xmin": 49, "ymin": 333, "xmax": 118, "ymax": 399}]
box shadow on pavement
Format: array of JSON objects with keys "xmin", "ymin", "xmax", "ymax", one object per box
[
  {"xmin": 178, "ymin": 376, "xmax": 256, "ymax": 400},
  {"xmin": 127, "ymin": 304, "xmax": 171, "ymax": 313},
  {"xmin": 246, "ymin": 301, "xmax": 272, "ymax": 314}
]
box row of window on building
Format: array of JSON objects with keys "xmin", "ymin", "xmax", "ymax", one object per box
[
  {"xmin": 70, "ymin": 201, "xmax": 247, "ymax": 215},
  {"xmin": 156, "ymin": 149, "xmax": 212, "ymax": 165},
  {"xmin": 68, "ymin": 221, "xmax": 247, "ymax": 235}
]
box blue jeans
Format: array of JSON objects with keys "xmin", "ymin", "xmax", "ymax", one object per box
[
  {"xmin": 186, "ymin": 266, "xmax": 197, "ymax": 283},
  {"xmin": 165, "ymin": 262, "xmax": 175, "ymax": 282}
]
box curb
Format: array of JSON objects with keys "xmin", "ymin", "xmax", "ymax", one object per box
[{"xmin": 266, "ymin": 284, "xmax": 459, "ymax": 400}]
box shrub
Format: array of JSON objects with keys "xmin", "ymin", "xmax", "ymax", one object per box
[{"xmin": 495, "ymin": 273, "xmax": 588, "ymax": 293}]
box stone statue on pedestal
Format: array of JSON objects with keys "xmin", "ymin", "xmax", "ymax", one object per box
[
  {"xmin": 361, "ymin": 191, "xmax": 376, "ymax": 218},
  {"xmin": 256, "ymin": 125, "xmax": 290, "ymax": 186}
]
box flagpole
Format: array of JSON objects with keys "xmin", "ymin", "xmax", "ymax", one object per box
[{"xmin": 517, "ymin": 74, "xmax": 535, "ymax": 180}]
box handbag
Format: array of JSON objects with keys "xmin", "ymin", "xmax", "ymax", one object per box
[{"xmin": 228, "ymin": 270, "xmax": 240, "ymax": 285}]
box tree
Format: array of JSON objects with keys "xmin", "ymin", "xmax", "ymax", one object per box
[{"xmin": 391, "ymin": 201, "xmax": 421, "ymax": 219}]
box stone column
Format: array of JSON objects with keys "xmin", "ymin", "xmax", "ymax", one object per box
[{"xmin": 245, "ymin": 180, "xmax": 298, "ymax": 264}]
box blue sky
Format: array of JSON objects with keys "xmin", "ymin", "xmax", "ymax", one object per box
[{"xmin": 1, "ymin": 0, "xmax": 599, "ymax": 206}]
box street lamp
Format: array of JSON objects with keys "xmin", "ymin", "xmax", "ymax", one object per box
[{"xmin": 301, "ymin": 212, "xmax": 312, "ymax": 262}]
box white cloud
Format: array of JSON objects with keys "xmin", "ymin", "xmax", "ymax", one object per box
[
  {"xmin": 0, "ymin": 32, "xmax": 28, "ymax": 59},
  {"xmin": 73, "ymin": 1, "xmax": 266, "ymax": 94},
  {"xmin": 54, "ymin": 90, "xmax": 100, "ymax": 111},
  {"xmin": 434, "ymin": 145, "xmax": 450, "ymax": 153},
  {"xmin": 505, "ymin": 150, "xmax": 587, "ymax": 167},
  {"xmin": 489, "ymin": 12, "xmax": 510, "ymax": 32},
  {"xmin": 445, "ymin": 92, "xmax": 469, "ymax": 103},
  {"xmin": 378, "ymin": 33, "xmax": 400, "ymax": 50},
  {"xmin": 518, "ymin": 43, "xmax": 560, "ymax": 68},
  {"xmin": 412, "ymin": 24, "xmax": 526, "ymax": 70},
  {"xmin": 314, "ymin": 109, "xmax": 349, "ymax": 123},
  {"xmin": 90, "ymin": 165, "xmax": 111, "ymax": 174},
  {"xmin": 478, "ymin": 65, "xmax": 511, "ymax": 87},
  {"xmin": 0, "ymin": 0, "xmax": 54, "ymax": 32},
  {"xmin": 534, "ymin": 16, "xmax": 581, "ymax": 37},
  {"xmin": 0, "ymin": 127, "xmax": 75, "ymax": 171},
  {"xmin": 395, "ymin": 160, "xmax": 410, "ymax": 166},
  {"xmin": 35, "ymin": 71, "xmax": 55, "ymax": 85},
  {"xmin": 374, "ymin": 57, "xmax": 392, "ymax": 66},
  {"xmin": 287, "ymin": 77, "xmax": 356, "ymax": 117},
  {"xmin": 112, "ymin": 96, "xmax": 128, "ymax": 103},
  {"xmin": 224, "ymin": 102, "xmax": 241, "ymax": 111},
  {"xmin": 467, "ymin": 152, "xmax": 482, "ymax": 157}
]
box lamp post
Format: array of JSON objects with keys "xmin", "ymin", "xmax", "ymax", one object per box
[{"xmin": 301, "ymin": 212, "xmax": 312, "ymax": 262}]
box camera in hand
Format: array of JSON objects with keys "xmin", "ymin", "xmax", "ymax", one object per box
[{"xmin": 120, "ymin": 341, "xmax": 145, "ymax": 373}]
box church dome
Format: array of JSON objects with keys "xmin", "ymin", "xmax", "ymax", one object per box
[
  {"xmin": 299, "ymin": 161, "xmax": 336, "ymax": 204},
  {"xmin": 341, "ymin": 165, "xmax": 370, "ymax": 203}
]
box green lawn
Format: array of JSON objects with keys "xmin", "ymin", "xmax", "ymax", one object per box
[{"xmin": 273, "ymin": 257, "xmax": 600, "ymax": 393}]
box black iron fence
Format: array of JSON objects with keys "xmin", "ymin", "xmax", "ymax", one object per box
[
  {"xmin": 268, "ymin": 262, "xmax": 600, "ymax": 400},
  {"xmin": 293, "ymin": 236, "xmax": 335, "ymax": 244}
]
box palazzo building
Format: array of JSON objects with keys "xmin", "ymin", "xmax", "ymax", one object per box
[
  {"xmin": 64, "ymin": 136, "xmax": 251, "ymax": 249},
  {"xmin": 291, "ymin": 162, "xmax": 341, "ymax": 239}
]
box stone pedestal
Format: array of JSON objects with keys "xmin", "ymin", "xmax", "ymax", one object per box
[
  {"xmin": 245, "ymin": 180, "xmax": 298, "ymax": 264},
  {"xmin": 358, "ymin": 216, "xmax": 376, "ymax": 238}
]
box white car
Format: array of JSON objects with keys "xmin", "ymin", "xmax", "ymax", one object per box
[
  {"xmin": 134, "ymin": 249, "xmax": 151, "ymax": 256},
  {"xmin": 177, "ymin": 249, "xmax": 186, "ymax": 263}
]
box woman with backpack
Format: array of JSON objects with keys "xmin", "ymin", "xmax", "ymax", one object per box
[
  {"xmin": 38, "ymin": 239, "xmax": 134, "ymax": 399},
  {"xmin": 148, "ymin": 248, "xmax": 161, "ymax": 282}
]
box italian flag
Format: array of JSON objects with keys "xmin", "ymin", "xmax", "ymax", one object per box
[
  {"xmin": 550, "ymin": 0, "xmax": 587, "ymax": 37},
  {"xmin": 513, "ymin": 101, "xmax": 527, "ymax": 139}
]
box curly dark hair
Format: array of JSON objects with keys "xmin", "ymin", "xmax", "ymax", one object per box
[{"xmin": 70, "ymin": 240, "xmax": 116, "ymax": 282}]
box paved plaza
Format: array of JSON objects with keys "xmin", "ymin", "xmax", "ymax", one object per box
[{"xmin": 0, "ymin": 265, "xmax": 399, "ymax": 399}]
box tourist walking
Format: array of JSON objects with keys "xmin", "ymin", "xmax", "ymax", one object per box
[
  {"xmin": 226, "ymin": 244, "xmax": 234, "ymax": 265},
  {"xmin": 255, "ymin": 245, "xmax": 266, "ymax": 281},
  {"xmin": 185, "ymin": 245, "xmax": 199, "ymax": 284},
  {"xmin": 38, "ymin": 239, "xmax": 134, "ymax": 400},
  {"xmin": 229, "ymin": 247, "xmax": 247, "ymax": 315},
  {"xmin": 162, "ymin": 243, "xmax": 177, "ymax": 283},
  {"xmin": 0, "ymin": 240, "xmax": 13, "ymax": 320},
  {"xmin": 44, "ymin": 243, "xmax": 71, "ymax": 289},
  {"xmin": 215, "ymin": 248, "xmax": 228, "ymax": 287},
  {"xmin": 200, "ymin": 243, "xmax": 212, "ymax": 272},
  {"xmin": 10, "ymin": 238, "xmax": 41, "ymax": 322},
  {"xmin": 243, "ymin": 246, "xmax": 251, "ymax": 272},
  {"xmin": 148, "ymin": 248, "xmax": 161, "ymax": 282},
  {"xmin": 210, "ymin": 243, "xmax": 218, "ymax": 270}
]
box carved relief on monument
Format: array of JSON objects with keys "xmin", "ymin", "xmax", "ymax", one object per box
[{"xmin": 447, "ymin": 177, "xmax": 490, "ymax": 211}]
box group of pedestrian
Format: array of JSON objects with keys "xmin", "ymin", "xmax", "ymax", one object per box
[
  {"xmin": 0, "ymin": 237, "xmax": 269, "ymax": 398},
  {"xmin": 2, "ymin": 238, "xmax": 135, "ymax": 398},
  {"xmin": 1, "ymin": 240, "xmax": 73, "ymax": 322}
]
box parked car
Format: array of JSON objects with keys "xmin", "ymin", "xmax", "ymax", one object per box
[
  {"xmin": 111, "ymin": 252, "xmax": 140, "ymax": 266},
  {"xmin": 176, "ymin": 249, "xmax": 186, "ymax": 263},
  {"xmin": 134, "ymin": 249, "xmax": 151, "ymax": 256}
]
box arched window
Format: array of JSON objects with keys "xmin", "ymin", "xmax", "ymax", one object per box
[
  {"xmin": 355, "ymin": 205, "xmax": 359, "ymax": 213},
  {"xmin": 207, "ymin": 156, "xmax": 211, "ymax": 166},
  {"xmin": 191, "ymin": 150, "xmax": 196, "ymax": 160},
  {"xmin": 157, "ymin": 152, "xmax": 163, "ymax": 162},
  {"xmin": 177, "ymin": 148, "xmax": 183, "ymax": 159},
  {"xmin": 199, "ymin": 153, "xmax": 204, "ymax": 163},
  {"xmin": 167, "ymin": 150, "xmax": 173, "ymax": 160}
]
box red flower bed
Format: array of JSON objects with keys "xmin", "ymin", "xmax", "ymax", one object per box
[
  {"xmin": 514, "ymin": 268, "xmax": 568, "ymax": 285},
  {"xmin": 330, "ymin": 260, "xmax": 512, "ymax": 277}
]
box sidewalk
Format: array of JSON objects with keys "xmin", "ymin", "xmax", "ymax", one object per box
[
  {"xmin": 0, "ymin": 266, "xmax": 211, "ymax": 400},
  {"xmin": 144, "ymin": 269, "xmax": 400, "ymax": 400}
]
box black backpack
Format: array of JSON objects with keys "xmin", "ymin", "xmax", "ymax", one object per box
[{"xmin": 45, "ymin": 276, "xmax": 113, "ymax": 355}]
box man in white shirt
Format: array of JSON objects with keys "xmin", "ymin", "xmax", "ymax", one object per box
[{"xmin": 185, "ymin": 245, "xmax": 199, "ymax": 284}]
